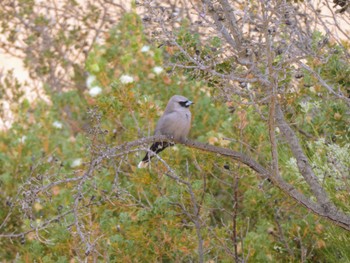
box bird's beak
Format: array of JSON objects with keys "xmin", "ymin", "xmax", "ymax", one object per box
[{"xmin": 186, "ymin": 100, "xmax": 194, "ymax": 107}]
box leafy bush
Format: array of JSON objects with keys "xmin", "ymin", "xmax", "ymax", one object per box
[{"xmin": 1, "ymin": 10, "xmax": 350, "ymax": 262}]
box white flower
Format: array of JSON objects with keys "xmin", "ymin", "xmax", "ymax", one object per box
[
  {"xmin": 95, "ymin": 37, "xmax": 104, "ymax": 45},
  {"xmin": 172, "ymin": 146, "xmax": 179, "ymax": 151},
  {"xmin": 71, "ymin": 158, "xmax": 82, "ymax": 168},
  {"xmin": 315, "ymin": 138, "xmax": 326, "ymax": 146},
  {"xmin": 86, "ymin": 74, "xmax": 96, "ymax": 88},
  {"xmin": 141, "ymin": 45, "xmax": 150, "ymax": 52},
  {"xmin": 19, "ymin": 135, "xmax": 27, "ymax": 143},
  {"xmin": 312, "ymin": 101, "xmax": 321, "ymax": 109},
  {"xmin": 286, "ymin": 157, "xmax": 298, "ymax": 172},
  {"xmin": 300, "ymin": 101, "xmax": 311, "ymax": 113},
  {"xmin": 89, "ymin": 86, "xmax": 102, "ymax": 97},
  {"xmin": 53, "ymin": 121, "xmax": 63, "ymax": 129},
  {"xmin": 120, "ymin": 75, "xmax": 134, "ymax": 84},
  {"xmin": 153, "ymin": 66, "xmax": 164, "ymax": 75}
]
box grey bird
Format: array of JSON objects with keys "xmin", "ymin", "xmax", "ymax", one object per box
[{"xmin": 138, "ymin": 95, "xmax": 194, "ymax": 168}]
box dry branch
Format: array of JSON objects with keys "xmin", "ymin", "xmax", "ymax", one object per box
[{"xmin": 115, "ymin": 135, "xmax": 350, "ymax": 231}]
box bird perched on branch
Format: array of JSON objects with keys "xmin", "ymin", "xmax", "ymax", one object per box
[{"xmin": 138, "ymin": 95, "xmax": 194, "ymax": 168}]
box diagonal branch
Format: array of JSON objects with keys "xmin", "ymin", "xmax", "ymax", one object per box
[
  {"xmin": 275, "ymin": 104, "xmax": 350, "ymax": 227},
  {"xmin": 202, "ymin": 0, "xmax": 238, "ymax": 50},
  {"xmin": 217, "ymin": 0, "xmax": 242, "ymax": 47},
  {"xmin": 275, "ymin": 105, "xmax": 331, "ymax": 207},
  {"xmin": 114, "ymin": 135, "xmax": 350, "ymax": 231}
]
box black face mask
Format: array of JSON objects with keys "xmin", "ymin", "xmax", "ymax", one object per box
[{"xmin": 179, "ymin": 100, "xmax": 193, "ymax": 108}]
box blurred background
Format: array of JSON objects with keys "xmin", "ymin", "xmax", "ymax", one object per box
[{"xmin": 1, "ymin": 0, "xmax": 350, "ymax": 262}]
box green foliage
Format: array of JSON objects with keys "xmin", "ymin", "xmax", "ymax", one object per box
[
  {"xmin": 322, "ymin": 226, "xmax": 350, "ymax": 262},
  {"xmin": 1, "ymin": 10, "xmax": 350, "ymax": 263}
]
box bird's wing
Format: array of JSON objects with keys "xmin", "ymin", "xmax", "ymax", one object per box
[
  {"xmin": 154, "ymin": 111, "xmax": 179, "ymax": 136},
  {"xmin": 155, "ymin": 111, "xmax": 190, "ymax": 141}
]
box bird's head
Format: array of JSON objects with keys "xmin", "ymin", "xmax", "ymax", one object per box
[{"xmin": 168, "ymin": 95, "xmax": 194, "ymax": 110}]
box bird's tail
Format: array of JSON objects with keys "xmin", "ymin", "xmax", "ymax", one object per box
[{"xmin": 137, "ymin": 141, "xmax": 172, "ymax": 168}]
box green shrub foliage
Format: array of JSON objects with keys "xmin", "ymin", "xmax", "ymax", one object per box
[{"xmin": 1, "ymin": 11, "xmax": 350, "ymax": 262}]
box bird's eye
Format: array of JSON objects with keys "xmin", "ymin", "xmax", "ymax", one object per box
[{"xmin": 179, "ymin": 101, "xmax": 191, "ymax": 107}]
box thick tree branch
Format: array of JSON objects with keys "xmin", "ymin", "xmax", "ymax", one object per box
[
  {"xmin": 217, "ymin": 0, "xmax": 242, "ymax": 47},
  {"xmin": 275, "ymin": 104, "xmax": 350, "ymax": 228},
  {"xmin": 202, "ymin": 0, "xmax": 238, "ymax": 50},
  {"xmin": 275, "ymin": 105, "xmax": 331, "ymax": 205},
  {"xmin": 115, "ymin": 135, "xmax": 350, "ymax": 231}
]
